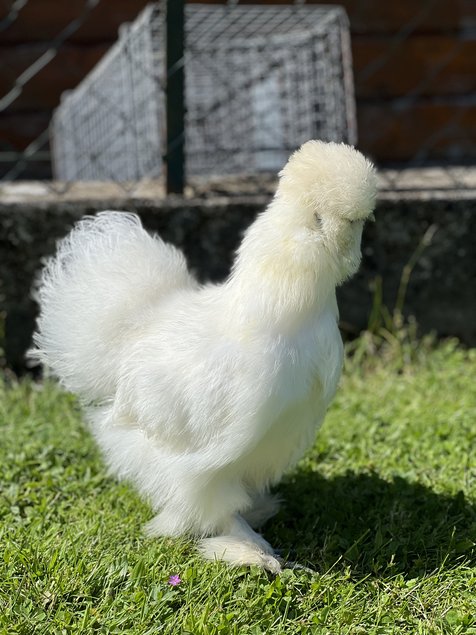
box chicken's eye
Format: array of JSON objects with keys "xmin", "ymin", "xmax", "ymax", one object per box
[{"xmin": 314, "ymin": 213, "xmax": 323, "ymax": 229}]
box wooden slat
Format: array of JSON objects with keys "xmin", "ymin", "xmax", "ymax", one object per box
[
  {"xmin": 2, "ymin": 101, "xmax": 474, "ymax": 163},
  {"xmin": 0, "ymin": 44, "xmax": 108, "ymax": 111},
  {"xmin": 339, "ymin": 0, "xmax": 465, "ymax": 35},
  {"xmin": 0, "ymin": 0, "xmax": 149, "ymax": 43},
  {"xmin": 353, "ymin": 36, "xmax": 476, "ymax": 98},
  {"xmin": 358, "ymin": 101, "xmax": 476, "ymax": 161},
  {"xmin": 0, "ymin": 111, "xmax": 49, "ymax": 151}
]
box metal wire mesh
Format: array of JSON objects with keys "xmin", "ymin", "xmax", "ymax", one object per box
[
  {"xmin": 50, "ymin": 3, "xmax": 356, "ymax": 181},
  {"xmin": 51, "ymin": 7, "xmax": 164, "ymax": 181}
]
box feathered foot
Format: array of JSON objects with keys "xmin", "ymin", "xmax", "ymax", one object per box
[{"xmin": 198, "ymin": 514, "xmax": 283, "ymax": 573}]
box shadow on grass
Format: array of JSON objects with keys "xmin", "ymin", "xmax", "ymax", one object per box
[{"xmin": 267, "ymin": 469, "xmax": 476, "ymax": 578}]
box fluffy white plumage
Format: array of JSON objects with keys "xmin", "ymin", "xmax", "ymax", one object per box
[{"xmin": 32, "ymin": 141, "xmax": 377, "ymax": 572}]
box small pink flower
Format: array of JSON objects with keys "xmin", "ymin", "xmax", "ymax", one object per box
[{"xmin": 168, "ymin": 574, "xmax": 181, "ymax": 586}]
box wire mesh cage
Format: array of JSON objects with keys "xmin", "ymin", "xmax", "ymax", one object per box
[{"xmin": 51, "ymin": 3, "xmax": 357, "ymax": 181}]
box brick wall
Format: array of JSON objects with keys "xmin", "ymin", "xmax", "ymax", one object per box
[{"xmin": 0, "ymin": 0, "xmax": 474, "ymax": 178}]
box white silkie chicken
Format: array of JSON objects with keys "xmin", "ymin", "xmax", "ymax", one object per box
[{"xmin": 32, "ymin": 141, "xmax": 377, "ymax": 572}]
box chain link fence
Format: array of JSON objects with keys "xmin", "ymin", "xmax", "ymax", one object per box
[{"xmin": 0, "ymin": 0, "xmax": 474, "ymax": 194}]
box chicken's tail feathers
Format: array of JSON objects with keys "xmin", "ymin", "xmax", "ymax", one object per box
[{"xmin": 31, "ymin": 211, "xmax": 196, "ymax": 400}]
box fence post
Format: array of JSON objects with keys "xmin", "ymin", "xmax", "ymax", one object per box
[{"xmin": 165, "ymin": 0, "xmax": 185, "ymax": 194}]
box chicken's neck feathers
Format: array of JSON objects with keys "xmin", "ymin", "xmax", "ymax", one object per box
[{"xmin": 225, "ymin": 203, "xmax": 338, "ymax": 334}]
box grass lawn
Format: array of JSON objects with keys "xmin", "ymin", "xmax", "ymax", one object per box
[{"xmin": 1, "ymin": 336, "xmax": 475, "ymax": 634}]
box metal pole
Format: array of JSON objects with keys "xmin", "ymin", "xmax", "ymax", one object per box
[{"xmin": 165, "ymin": 0, "xmax": 185, "ymax": 194}]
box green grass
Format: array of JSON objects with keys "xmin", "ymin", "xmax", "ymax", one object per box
[{"xmin": 1, "ymin": 337, "xmax": 475, "ymax": 634}]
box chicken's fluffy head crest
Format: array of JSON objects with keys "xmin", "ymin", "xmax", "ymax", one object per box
[
  {"xmin": 278, "ymin": 140, "xmax": 376, "ymax": 220},
  {"xmin": 265, "ymin": 141, "xmax": 378, "ymax": 285}
]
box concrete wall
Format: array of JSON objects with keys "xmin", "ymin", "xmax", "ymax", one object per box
[{"xmin": 1, "ymin": 170, "xmax": 475, "ymax": 372}]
